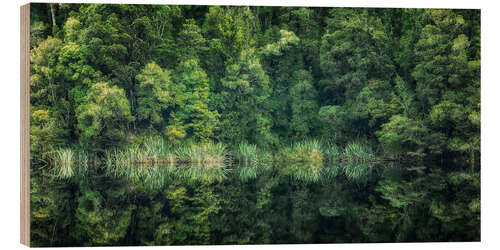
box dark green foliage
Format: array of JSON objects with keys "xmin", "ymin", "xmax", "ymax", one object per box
[
  {"xmin": 29, "ymin": 3, "xmax": 480, "ymax": 246},
  {"xmin": 30, "ymin": 3, "xmax": 480, "ymax": 156}
]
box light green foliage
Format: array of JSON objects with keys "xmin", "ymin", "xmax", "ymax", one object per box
[
  {"xmin": 74, "ymin": 5, "xmax": 131, "ymax": 76},
  {"xmin": 136, "ymin": 62, "xmax": 173, "ymax": 128},
  {"xmin": 277, "ymin": 7, "xmax": 322, "ymax": 77},
  {"xmin": 410, "ymin": 9, "xmax": 479, "ymax": 154},
  {"xmin": 175, "ymin": 59, "xmax": 219, "ymax": 141},
  {"xmin": 154, "ymin": 184, "xmax": 220, "ymax": 245},
  {"xmin": 390, "ymin": 76, "xmax": 417, "ymax": 117},
  {"xmin": 72, "ymin": 187, "xmax": 134, "ymax": 246},
  {"xmin": 318, "ymin": 105, "xmax": 348, "ymax": 142},
  {"xmin": 202, "ymin": 6, "xmax": 256, "ymax": 86},
  {"xmin": 377, "ymin": 115, "xmax": 434, "ymax": 157},
  {"xmin": 177, "ymin": 19, "xmax": 208, "ymax": 61},
  {"xmin": 261, "ymin": 30, "xmax": 299, "ymax": 56},
  {"xmin": 30, "ymin": 36, "xmax": 63, "ymax": 105},
  {"xmin": 260, "ymin": 28, "xmax": 312, "ymax": 141},
  {"xmin": 30, "ymin": 109, "xmax": 58, "ymax": 158},
  {"xmin": 164, "ymin": 114, "xmax": 187, "ymax": 144},
  {"xmin": 76, "ymin": 81, "xmax": 134, "ymax": 147},
  {"xmin": 220, "ymin": 48, "xmax": 273, "ymax": 145}
]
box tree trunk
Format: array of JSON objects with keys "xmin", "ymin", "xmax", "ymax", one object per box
[{"xmin": 50, "ymin": 4, "xmax": 56, "ymax": 28}]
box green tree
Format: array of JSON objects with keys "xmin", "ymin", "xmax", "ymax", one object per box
[
  {"xmin": 319, "ymin": 9, "xmax": 395, "ymax": 142},
  {"xmin": 376, "ymin": 115, "xmax": 438, "ymax": 157},
  {"xmin": 174, "ymin": 59, "xmax": 219, "ymax": 142},
  {"xmin": 136, "ymin": 62, "xmax": 173, "ymax": 129},
  {"xmin": 201, "ymin": 6, "xmax": 256, "ymax": 89},
  {"xmin": 220, "ymin": 48, "xmax": 273, "ymax": 145},
  {"xmin": 289, "ymin": 70, "xmax": 319, "ymax": 140},
  {"xmin": 76, "ymin": 81, "xmax": 134, "ymax": 149},
  {"xmin": 411, "ymin": 10, "xmax": 480, "ymax": 155},
  {"xmin": 260, "ymin": 29, "xmax": 303, "ymax": 140}
]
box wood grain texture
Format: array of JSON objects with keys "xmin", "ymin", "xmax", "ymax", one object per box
[{"xmin": 20, "ymin": 3, "xmax": 30, "ymax": 247}]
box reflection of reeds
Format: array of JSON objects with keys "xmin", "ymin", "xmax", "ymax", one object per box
[
  {"xmin": 322, "ymin": 163, "xmax": 343, "ymax": 178},
  {"xmin": 343, "ymin": 162, "xmax": 374, "ymax": 182},
  {"xmin": 50, "ymin": 138, "xmax": 381, "ymax": 186},
  {"xmin": 103, "ymin": 138, "xmax": 229, "ymax": 187},
  {"xmin": 277, "ymin": 140, "xmax": 325, "ymax": 183},
  {"xmin": 237, "ymin": 142, "xmax": 258, "ymax": 163},
  {"xmin": 323, "ymin": 142, "xmax": 341, "ymax": 160},
  {"xmin": 177, "ymin": 164, "xmax": 230, "ymax": 184},
  {"xmin": 52, "ymin": 148, "xmax": 90, "ymax": 179},
  {"xmin": 343, "ymin": 141, "xmax": 374, "ymax": 163},
  {"xmin": 236, "ymin": 142, "xmax": 272, "ymax": 182},
  {"xmin": 289, "ymin": 162, "xmax": 323, "ymax": 183},
  {"xmin": 54, "ymin": 148, "xmax": 74, "ymax": 178},
  {"xmin": 235, "ymin": 142, "xmax": 273, "ymax": 173}
]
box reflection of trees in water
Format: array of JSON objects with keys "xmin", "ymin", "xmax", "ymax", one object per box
[{"xmin": 34, "ymin": 158, "xmax": 479, "ymax": 245}]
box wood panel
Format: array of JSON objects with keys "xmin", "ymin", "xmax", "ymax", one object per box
[{"xmin": 20, "ymin": 3, "xmax": 30, "ymax": 247}]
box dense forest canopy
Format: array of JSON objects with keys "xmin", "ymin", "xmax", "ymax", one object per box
[
  {"xmin": 29, "ymin": 3, "xmax": 480, "ymax": 246},
  {"xmin": 30, "ymin": 4, "xmax": 480, "ymax": 158}
]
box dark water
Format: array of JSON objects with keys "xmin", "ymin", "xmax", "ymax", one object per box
[
  {"xmin": 206, "ymin": 160, "xmax": 480, "ymax": 244},
  {"xmin": 31, "ymin": 160, "xmax": 480, "ymax": 246}
]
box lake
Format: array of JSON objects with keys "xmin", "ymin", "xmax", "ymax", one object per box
[{"xmin": 33, "ymin": 157, "xmax": 477, "ymax": 245}]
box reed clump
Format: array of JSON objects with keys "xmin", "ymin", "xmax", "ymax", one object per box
[
  {"xmin": 277, "ymin": 140, "xmax": 325, "ymax": 183},
  {"xmin": 279, "ymin": 139, "xmax": 324, "ymax": 164},
  {"xmin": 176, "ymin": 142, "xmax": 227, "ymax": 168},
  {"xmin": 237, "ymin": 142, "xmax": 258, "ymax": 163},
  {"xmin": 113, "ymin": 137, "xmax": 176, "ymax": 167},
  {"xmin": 107, "ymin": 147, "xmax": 169, "ymax": 189},
  {"xmin": 110, "ymin": 137, "xmax": 228, "ymax": 168},
  {"xmin": 104, "ymin": 138, "xmax": 229, "ymax": 186},
  {"xmin": 235, "ymin": 142, "xmax": 274, "ymax": 181}
]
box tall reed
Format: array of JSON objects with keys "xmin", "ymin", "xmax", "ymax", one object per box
[
  {"xmin": 237, "ymin": 142, "xmax": 258, "ymax": 163},
  {"xmin": 235, "ymin": 142, "xmax": 273, "ymax": 181},
  {"xmin": 277, "ymin": 140, "xmax": 325, "ymax": 183},
  {"xmin": 279, "ymin": 139, "xmax": 324, "ymax": 164},
  {"xmin": 175, "ymin": 142, "xmax": 227, "ymax": 167}
]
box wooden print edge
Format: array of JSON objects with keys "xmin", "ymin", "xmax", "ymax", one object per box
[{"xmin": 20, "ymin": 3, "xmax": 30, "ymax": 247}]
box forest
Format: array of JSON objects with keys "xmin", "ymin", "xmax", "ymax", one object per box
[{"xmin": 29, "ymin": 3, "xmax": 480, "ymax": 246}]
